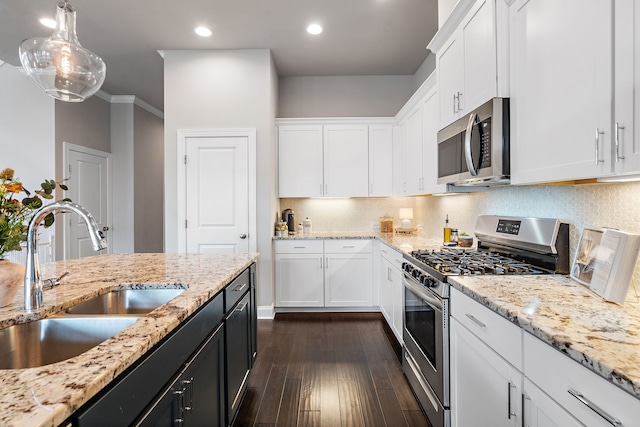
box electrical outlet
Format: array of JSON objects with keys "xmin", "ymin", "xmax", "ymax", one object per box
[{"xmin": 371, "ymin": 222, "xmax": 380, "ymax": 230}]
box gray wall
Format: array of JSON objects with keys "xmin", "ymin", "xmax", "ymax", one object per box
[
  {"xmin": 278, "ymin": 75, "xmax": 415, "ymax": 118},
  {"xmin": 133, "ymin": 105, "xmax": 164, "ymax": 253},
  {"xmin": 277, "ymin": 54, "xmax": 436, "ymax": 118},
  {"xmin": 111, "ymin": 102, "xmax": 135, "ymax": 253},
  {"xmin": 163, "ymin": 49, "xmax": 278, "ymax": 310}
]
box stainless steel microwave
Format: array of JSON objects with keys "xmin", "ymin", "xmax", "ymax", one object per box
[{"xmin": 437, "ymin": 98, "xmax": 510, "ymax": 187}]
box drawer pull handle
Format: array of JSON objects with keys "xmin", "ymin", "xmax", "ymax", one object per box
[
  {"xmin": 568, "ymin": 388, "xmax": 621, "ymax": 426},
  {"xmin": 507, "ymin": 382, "xmax": 516, "ymax": 419},
  {"xmin": 465, "ymin": 313, "xmax": 486, "ymax": 328},
  {"xmin": 293, "ymin": 246, "xmax": 306, "ymax": 249},
  {"xmin": 233, "ymin": 283, "xmax": 248, "ymax": 292},
  {"xmin": 343, "ymin": 245, "xmax": 356, "ymax": 248},
  {"xmin": 236, "ymin": 301, "xmax": 249, "ymax": 312}
]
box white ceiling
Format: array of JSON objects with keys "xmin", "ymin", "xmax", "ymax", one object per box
[{"xmin": 0, "ymin": 0, "xmax": 439, "ymax": 111}]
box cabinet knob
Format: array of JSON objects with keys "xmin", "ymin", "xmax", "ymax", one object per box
[{"xmin": 240, "ymin": 233, "xmax": 247, "ymax": 239}]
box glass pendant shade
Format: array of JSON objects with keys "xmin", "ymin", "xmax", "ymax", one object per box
[{"xmin": 19, "ymin": 2, "xmax": 106, "ymax": 102}]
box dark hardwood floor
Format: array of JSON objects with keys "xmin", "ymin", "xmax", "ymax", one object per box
[{"xmin": 233, "ymin": 312, "xmax": 431, "ymax": 427}]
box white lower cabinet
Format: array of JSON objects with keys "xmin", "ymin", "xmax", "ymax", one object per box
[
  {"xmin": 451, "ymin": 287, "xmax": 640, "ymax": 426},
  {"xmin": 524, "ymin": 332, "xmax": 640, "ymax": 426},
  {"xmin": 379, "ymin": 243, "xmax": 404, "ymax": 343},
  {"xmin": 523, "ymin": 378, "xmax": 582, "ymax": 427},
  {"xmin": 275, "ymin": 239, "xmax": 373, "ymax": 308},
  {"xmin": 450, "ymin": 317, "xmax": 522, "ymax": 427}
]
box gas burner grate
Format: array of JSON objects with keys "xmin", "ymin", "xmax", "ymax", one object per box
[{"xmin": 409, "ymin": 248, "xmax": 549, "ymax": 276}]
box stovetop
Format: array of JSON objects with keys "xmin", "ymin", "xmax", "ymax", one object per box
[{"xmin": 409, "ymin": 248, "xmax": 551, "ymax": 276}]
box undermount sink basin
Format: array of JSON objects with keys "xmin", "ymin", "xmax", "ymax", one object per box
[
  {"xmin": 66, "ymin": 289, "xmax": 185, "ymax": 315},
  {"xmin": 0, "ymin": 316, "xmax": 139, "ymax": 369}
]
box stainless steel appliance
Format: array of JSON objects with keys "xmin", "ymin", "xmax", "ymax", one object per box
[
  {"xmin": 402, "ymin": 215, "xmax": 570, "ymax": 427},
  {"xmin": 437, "ymin": 98, "xmax": 510, "ymax": 187}
]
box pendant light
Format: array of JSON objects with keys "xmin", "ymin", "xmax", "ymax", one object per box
[{"xmin": 19, "ymin": 1, "xmax": 106, "ymax": 102}]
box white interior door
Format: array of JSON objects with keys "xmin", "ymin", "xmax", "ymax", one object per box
[
  {"xmin": 185, "ymin": 135, "xmax": 249, "ymax": 254},
  {"xmin": 64, "ymin": 143, "xmax": 111, "ymax": 259}
]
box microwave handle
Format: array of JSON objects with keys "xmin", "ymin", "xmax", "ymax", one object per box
[{"xmin": 464, "ymin": 112, "xmax": 478, "ymax": 176}]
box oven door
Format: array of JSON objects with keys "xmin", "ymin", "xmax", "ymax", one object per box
[{"xmin": 402, "ymin": 272, "xmax": 449, "ymax": 407}]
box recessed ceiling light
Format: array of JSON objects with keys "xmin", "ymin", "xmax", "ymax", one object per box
[
  {"xmin": 194, "ymin": 26, "xmax": 212, "ymax": 37},
  {"xmin": 39, "ymin": 17, "xmax": 56, "ymax": 29},
  {"xmin": 306, "ymin": 23, "xmax": 323, "ymax": 35}
]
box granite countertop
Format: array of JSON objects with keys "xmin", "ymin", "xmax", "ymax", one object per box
[
  {"xmin": 448, "ymin": 274, "xmax": 640, "ymax": 399},
  {"xmin": 273, "ymin": 231, "xmax": 446, "ymax": 254},
  {"xmin": 0, "ymin": 253, "xmax": 258, "ymax": 427}
]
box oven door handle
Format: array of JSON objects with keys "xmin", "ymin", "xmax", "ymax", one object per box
[{"xmin": 403, "ymin": 273, "xmax": 442, "ymax": 310}]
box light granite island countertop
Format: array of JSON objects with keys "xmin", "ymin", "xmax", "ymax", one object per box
[
  {"xmin": 448, "ymin": 274, "xmax": 640, "ymax": 399},
  {"xmin": 0, "ymin": 253, "xmax": 258, "ymax": 427}
]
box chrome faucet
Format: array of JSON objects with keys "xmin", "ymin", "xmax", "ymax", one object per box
[{"xmin": 24, "ymin": 201, "xmax": 107, "ymax": 312}]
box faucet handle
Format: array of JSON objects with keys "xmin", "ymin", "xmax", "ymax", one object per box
[{"xmin": 42, "ymin": 271, "xmax": 69, "ymax": 290}]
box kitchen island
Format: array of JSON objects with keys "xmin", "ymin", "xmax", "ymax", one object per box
[{"xmin": 0, "ymin": 252, "xmax": 258, "ymax": 427}]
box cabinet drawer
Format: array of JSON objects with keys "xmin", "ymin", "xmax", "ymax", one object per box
[
  {"xmin": 274, "ymin": 240, "xmax": 323, "ymax": 254},
  {"xmin": 225, "ymin": 267, "xmax": 250, "ymax": 311},
  {"xmin": 451, "ymin": 287, "xmax": 522, "ymax": 370},
  {"xmin": 324, "ymin": 239, "xmax": 372, "ymax": 253},
  {"xmin": 380, "ymin": 242, "xmax": 403, "ymax": 268},
  {"xmin": 524, "ymin": 332, "xmax": 640, "ymax": 426}
]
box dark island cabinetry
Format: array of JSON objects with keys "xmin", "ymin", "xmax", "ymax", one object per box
[{"xmin": 70, "ymin": 263, "xmax": 256, "ymax": 427}]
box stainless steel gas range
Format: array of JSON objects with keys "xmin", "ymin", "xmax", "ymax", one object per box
[{"xmin": 401, "ymin": 215, "xmax": 570, "ymax": 427}]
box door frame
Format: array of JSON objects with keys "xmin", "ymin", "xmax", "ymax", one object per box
[
  {"xmin": 176, "ymin": 129, "xmax": 257, "ymax": 254},
  {"xmin": 62, "ymin": 142, "xmax": 113, "ymax": 259}
]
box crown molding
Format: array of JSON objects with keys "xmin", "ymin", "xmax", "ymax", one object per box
[{"xmin": 98, "ymin": 92, "xmax": 164, "ymax": 119}]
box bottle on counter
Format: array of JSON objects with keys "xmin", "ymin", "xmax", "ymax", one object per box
[
  {"xmin": 444, "ymin": 214, "xmax": 452, "ymax": 243},
  {"xmin": 451, "ymin": 228, "xmax": 459, "ymax": 244},
  {"xmin": 297, "ymin": 223, "xmax": 303, "ymax": 235},
  {"xmin": 303, "ymin": 217, "xmax": 312, "ymax": 235}
]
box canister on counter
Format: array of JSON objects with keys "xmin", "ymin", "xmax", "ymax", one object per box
[{"xmin": 380, "ymin": 214, "xmax": 394, "ymax": 233}]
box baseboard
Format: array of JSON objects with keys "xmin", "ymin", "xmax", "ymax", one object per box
[
  {"xmin": 274, "ymin": 306, "xmax": 381, "ymax": 313},
  {"xmin": 257, "ymin": 305, "xmax": 275, "ymax": 319}
]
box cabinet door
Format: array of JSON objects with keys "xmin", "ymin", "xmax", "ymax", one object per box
[
  {"xmin": 226, "ymin": 292, "xmax": 251, "ymax": 425},
  {"xmin": 450, "ymin": 318, "xmax": 521, "ymax": 427},
  {"xmin": 510, "ymin": 0, "xmax": 613, "ymax": 184},
  {"xmin": 438, "ymin": 34, "xmax": 464, "ymax": 128},
  {"xmin": 369, "ymin": 124, "xmax": 394, "ymax": 196},
  {"xmin": 615, "ymin": 0, "xmax": 640, "ymax": 173},
  {"xmin": 323, "ymin": 125, "xmax": 369, "ymax": 197},
  {"xmin": 421, "ymin": 86, "xmax": 447, "ymax": 195},
  {"xmin": 325, "ymin": 253, "xmax": 373, "ymax": 307},
  {"xmin": 136, "ymin": 324, "xmax": 226, "ymax": 427},
  {"xmin": 389, "ymin": 261, "xmax": 403, "ymax": 343},
  {"xmin": 461, "ymin": 0, "xmax": 497, "ymax": 113},
  {"xmin": 523, "ymin": 379, "xmax": 582, "ymax": 427},
  {"xmin": 379, "ymin": 258, "xmax": 393, "ymax": 324},
  {"xmin": 278, "ymin": 125, "xmax": 323, "ymax": 197},
  {"xmin": 275, "ymin": 254, "xmax": 324, "ymax": 307},
  {"xmin": 403, "ymin": 105, "xmax": 424, "ymax": 195}
]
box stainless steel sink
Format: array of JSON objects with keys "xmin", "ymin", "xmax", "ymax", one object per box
[
  {"xmin": 0, "ymin": 316, "xmax": 139, "ymax": 369},
  {"xmin": 66, "ymin": 289, "xmax": 184, "ymax": 315}
]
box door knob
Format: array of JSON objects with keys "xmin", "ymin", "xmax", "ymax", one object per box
[
  {"xmin": 102, "ymin": 226, "xmax": 110, "ymax": 232},
  {"xmin": 239, "ymin": 234, "xmax": 247, "ymax": 239}
]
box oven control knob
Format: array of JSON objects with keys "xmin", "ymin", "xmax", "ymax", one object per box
[{"xmin": 423, "ymin": 277, "xmax": 437, "ymax": 288}]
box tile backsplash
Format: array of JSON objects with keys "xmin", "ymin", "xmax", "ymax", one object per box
[{"xmin": 281, "ymin": 181, "xmax": 640, "ymax": 301}]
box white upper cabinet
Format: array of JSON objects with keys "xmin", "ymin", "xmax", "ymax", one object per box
[
  {"xmin": 368, "ymin": 124, "xmax": 394, "ymax": 196},
  {"xmin": 429, "ymin": 0, "xmax": 509, "ymax": 129},
  {"xmin": 277, "ymin": 121, "xmax": 394, "ymax": 198},
  {"xmin": 510, "ymin": 0, "xmax": 613, "ymax": 185},
  {"xmin": 396, "ymin": 74, "xmax": 446, "ymax": 196},
  {"xmin": 421, "ymin": 85, "xmax": 447, "ymax": 195},
  {"xmin": 278, "ymin": 125, "xmax": 324, "ymax": 197},
  {"xmin": 613, "ymin": 0, "xmax": 640, "ymax": 176},
  {"xmin": 323, "ymin": 125, "xmax": 369, "ymax": 197},
  {"xmin": 402, "ymin": 105, "xmax": 424, "ymax": 195}
]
